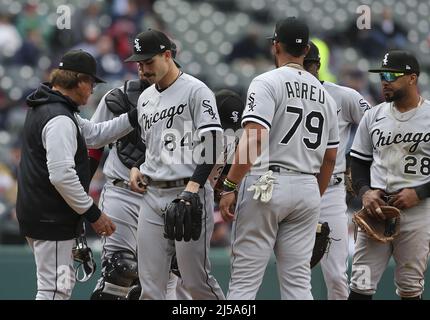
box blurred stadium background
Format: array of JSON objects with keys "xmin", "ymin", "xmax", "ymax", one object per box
[{"xmin": 0, "ymin": 0, "xmax": 429, "ymax": 299}]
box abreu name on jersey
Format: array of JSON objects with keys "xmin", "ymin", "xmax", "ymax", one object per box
[{"xmin": 285, "ymin": 81, "xmax": 326, "ymax": 104}]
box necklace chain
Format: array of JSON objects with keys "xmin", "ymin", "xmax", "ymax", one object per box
[
  {"xmin": 390, "ymin": 96, "xmax": 423, "ymax": 122},
  {"xmin": 282, "ymin": 62, "xmax": 304, "ymax": 70}
]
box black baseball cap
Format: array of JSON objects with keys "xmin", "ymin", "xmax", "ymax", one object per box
[
  {"xmin": 125, "ymin": 29, "xmax": 173, "ymax": 62},
  {"xmin": 368, "ymin": 50, "xmax": 420, "ymax": 75},
  {"xmin": 215, "ymin": 89, "xmax": 244, "ymax": 130},
  {"xmin": 170, "ymin": 41, "xmax": 181, "ymax": 68},
  {"xmin": 58, "ymin": 49, "xmax": 105, "ymax": 83},
  {"xmin": 304, "ymin": 41, "xmax": 320, "ymax": 63},
  {"xmin": 268, "ymin": 17, "xmax": 309, "ymax": 50}
]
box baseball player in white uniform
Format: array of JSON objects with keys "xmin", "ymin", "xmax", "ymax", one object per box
[
  {"xmin": 219, "ymin": 17, "xmax": 339, "ymax": 300},
  {"xmin": 349, "ymin": 50, "xmax": 430, "ymax": 300},
  {"xmin": 127, "ymin": 29, "xmax": 225, "ymax": 300},
  {"xmin": 303, "ymin": 42, "xmax": 371, "ymax": 299},
  {"xmin": 88, "ymin": 41, "xmax": 190, "ymax": 300}
]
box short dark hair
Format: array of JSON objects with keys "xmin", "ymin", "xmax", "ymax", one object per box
[{"xmin": 279, "ymin": 42, "xmax": 307, "ymax": 57}]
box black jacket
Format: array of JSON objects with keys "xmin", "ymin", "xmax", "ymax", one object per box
[{"xmin": 17, "ymin": 84, "xmax": 96, "ymax": 240}]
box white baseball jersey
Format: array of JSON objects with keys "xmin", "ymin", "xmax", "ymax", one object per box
[
  {"xmin": 137, "ymin": 72, "xmax": 223, "ymax": 181},
  {"xmin": 241, "ymin": 66, "xmax": 339, "ymax": 174},
  {"xmin": 350, "ymin": 99, "xmax": 430, "ymax": 193},
  {"xmin": 323, "ymin": 81, "xmax": 371, "ymax": 173}
]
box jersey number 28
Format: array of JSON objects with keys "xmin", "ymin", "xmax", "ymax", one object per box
[
  {"xmin": 404, "ymin": 155, "xmax": 430, "ymax": 175},
  {"xmin": 280, "ymin": 106, "xmax": 324, "ymax": 150}
]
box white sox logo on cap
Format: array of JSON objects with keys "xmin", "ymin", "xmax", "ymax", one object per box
[
  {"xmin": 230, "ymin": 111, "xmax": 239, "ymax": 123},
  {"xmin": 134, "ymin": 38, "xmax": 142, "ymax": 52},
  {"xmin": 382, "ymin": 53, "xmax": 389, "ymax": 65}
]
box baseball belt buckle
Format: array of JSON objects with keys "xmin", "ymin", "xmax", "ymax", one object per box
[
  {"xmin": 136, "ymin": 175, "xmax": 149, "ymax": 189},
  {"xmin": 383, "ymin": 194, "xmax": 396, "ymax": 205},
  {"xmin": 330, "ymin": 174, "xmax": 343, "ymax": 186},
  {"xmin": 113, "ymin": 179, "xmax": 131, "ymax": 190},
  {"xmin": 382, "ymin": 194, "xmax": 398, "ymax": 237}
]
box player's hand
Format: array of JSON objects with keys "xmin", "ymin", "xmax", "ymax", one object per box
[
  {"xmin": 219, "ymin": 192, "xmax": 236, "ymax": 222},
  {"xmin": 389, "ymin": 188, "xmax": 419, "ymax": 210},
  {"xmin": 362, "ymin": 189, "xmax": 387, "ymax": 220},
  {"xmin": 91, "ymin": 212, "xmax": 116, "ymax": 237},
  {"xmin": 130, "ymin": 167, "xmax": 147, "ymax": 193}
]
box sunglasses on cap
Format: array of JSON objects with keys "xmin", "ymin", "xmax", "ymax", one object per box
[{"xmin": 379, "ymin": 72, "xmax": 405, "ymax": 82}]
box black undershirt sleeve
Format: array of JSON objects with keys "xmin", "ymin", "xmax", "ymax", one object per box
[
  {"xmin": 414, "ymin": 182, "xmax": 430, "ymax": 200},
  {"xmin": 190, "ymin": 130, "xmax": 223, "ymax": 187},
  {"xmin": 351, "ymin": 156, "xmax": 372, "ymax": 198}
]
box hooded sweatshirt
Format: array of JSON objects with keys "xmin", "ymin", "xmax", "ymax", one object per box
[{"xmin": 17, "ymin": 83, "xmax": 134, "ymax": 240}]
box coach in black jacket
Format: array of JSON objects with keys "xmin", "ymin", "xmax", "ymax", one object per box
[{"xmin": 17, "ymin": 49, "xmax": 138, "ymax": 300}]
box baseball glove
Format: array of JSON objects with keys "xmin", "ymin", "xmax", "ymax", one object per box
[
  {"xmin": 310, "ymin": 222, "xmax": 331, "ymax": 269},
  {"xmin": 352, "ymin": 206, "xmax": 401, "ymax": 243},
  {"xmin": 164, "ymin": 191, "xmax": 203, "ymax": 242}
]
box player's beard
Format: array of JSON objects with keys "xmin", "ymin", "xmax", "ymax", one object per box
[{"xmin": 384, "ymin": 87, "xmax": 406, "ymax": 102}]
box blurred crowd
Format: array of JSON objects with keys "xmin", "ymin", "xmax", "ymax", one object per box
[{"xmin": 1, "ymin": 0, "xmax": 429, "ymax": 247}]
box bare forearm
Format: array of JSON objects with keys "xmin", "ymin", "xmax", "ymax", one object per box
[
  {"xmin": 226, "ymin": 162, "xmax": 254, "ymax": 185},
  {"xmin": 226, "ymin": 123, "xmax": 264, "ymax": 184},
  {"xmin": 317, "ymin": 148, "xmax": 337, "ymax": 195}
]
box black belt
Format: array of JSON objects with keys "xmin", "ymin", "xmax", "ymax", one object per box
[
  {"xmin": 268, "ymin": 165, "xmax": 315, "ymax": 176},
  {"xmin": 148, "ymin": 178, "xmax": 190, "ymax": 189},
  {"xmin": 112, "ymin": 179, "xmax": 131, "ymax": 190},
  {"xmin": 113, "ymin": 178, "xmax": 190, "ymax": 189}
]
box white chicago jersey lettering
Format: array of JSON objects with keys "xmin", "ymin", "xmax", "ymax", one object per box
[
  {"xmin": 137, "ymin": 73, "xmax": 223, "ymax": 181},
  {"xmin": 323, "ymin": 81, "xmax": 371, "ymax": 174},
  {"xmin": 241, "ymin": 66, "xmax": 339, "ymax": 174},
  {"xmin": 350, "ymin": 99, "xmax": 430, "ymax": 193}
]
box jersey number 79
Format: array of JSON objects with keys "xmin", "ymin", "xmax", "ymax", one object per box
[{"xmin": 280, "ymin": 106, "xmax": 324, "ymax": 150}]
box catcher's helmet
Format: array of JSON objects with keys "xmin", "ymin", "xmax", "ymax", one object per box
[
  {"xmin": 304, "ymin": 41, "xmax": 320, "ymax": 63},
  {"xmin": 215, "ymin": 89, "xmax": 244, "ymax": 131}
]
